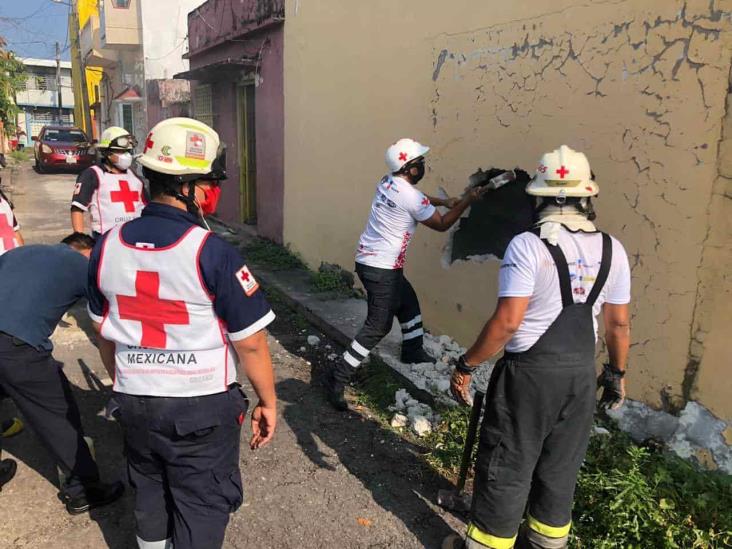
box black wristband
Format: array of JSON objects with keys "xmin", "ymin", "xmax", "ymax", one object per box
[
  {"xmin": 456, "ymin": 355, "xmax": 477, "ymax": 375},
  {"xmin": 604, "ymin": 363, "xmax": 626, "ymax": 378}
]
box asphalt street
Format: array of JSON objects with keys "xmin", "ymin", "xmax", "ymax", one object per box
[{"xmin": 0, "ymin": 161, "xmax": 465, "ymax": 548}]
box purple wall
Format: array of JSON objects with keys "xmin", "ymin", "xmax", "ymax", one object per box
[{"xmin": 186, "ymin": 0, "xmax": 284, "ymax": 242}]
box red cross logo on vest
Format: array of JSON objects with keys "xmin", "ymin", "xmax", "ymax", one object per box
[
  {"xmin": 0, "ymin": 216, "xmax": 15, "ymax": 250},
  {"xmin": 117, "ymin": 271, "xmax": 189, "ymax": 348},
  {"xmin": 110, "ymin": 181, "xmax": 140, "ymax": 212},
  {"xmin": 556, "ymin": 165, "xmax": 570, "ymax": 179}
]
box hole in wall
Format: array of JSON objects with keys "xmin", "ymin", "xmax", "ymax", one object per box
[{"xmin": 443, "ymin": 168, "xmax": 535, "ymax": 266}]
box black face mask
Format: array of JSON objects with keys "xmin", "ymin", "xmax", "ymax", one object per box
[{"xmin": 408, "ymin": 161, "xmax": 425, "ymax": 184}]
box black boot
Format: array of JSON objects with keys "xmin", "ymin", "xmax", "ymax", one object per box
[
  {"xmin": 0, "ymin": 458, "xmax": 17, "ymax": 491},
  {"xmin": 327, "ymin": 361, "xmax": 353, "ymax": 411},
  {"xmin": 401, "ymin": 346, "xmax": 435, "ymax": 365},
  {"xmin": 59, "ymin": 480, "xmax": 125, "ymax": 515}
]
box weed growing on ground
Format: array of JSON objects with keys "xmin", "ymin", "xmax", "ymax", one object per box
[
  {"xmin": 9, "ymin": 149, "xmax": 30, "ymax": 162},
  {"xmin": 311, "ymin": 269, "xmax": 355, "ymax": 296},
  {"xmin": 244, "ymin": 238, "xmax": 305, "ymax": 270}
]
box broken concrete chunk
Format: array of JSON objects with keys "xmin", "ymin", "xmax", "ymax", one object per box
[
  {"xmin": 307, "ymin": 335, "xmax": 321, "ymax": 346},
  {"xmin": 410, "ymin": 415, "xmax": 432, "ymax": 437},
  {"xmin": 391, "ymin": 413, "xmax": 408, "ymax": 429}
]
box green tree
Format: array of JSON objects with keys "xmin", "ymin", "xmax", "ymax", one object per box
[{"xmin": 0, "ymin": 36, "xmax": 27, "ymax": 136}]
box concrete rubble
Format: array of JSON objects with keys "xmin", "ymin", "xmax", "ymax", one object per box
[
  {"xmin": 389, "ymin": 388, "xmax": 442, "ymax": 437},
  {"xmin": 307, "ymin": 335, "xmax": 321, "ymax": 346}
]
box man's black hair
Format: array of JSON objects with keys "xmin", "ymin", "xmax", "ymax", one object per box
[{"xmin": 61, "ymin": 232, "xmax": 95, "ymax": 250}]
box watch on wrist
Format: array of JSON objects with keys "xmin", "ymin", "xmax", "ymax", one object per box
[{"xmin": 456, "ymin": 354, "xmax": 477, "ymax": 375}]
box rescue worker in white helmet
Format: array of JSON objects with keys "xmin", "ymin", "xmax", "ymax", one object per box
[
  {"xmin": 70, "ymin": 126, "xmax": 147, "ymax": 239},
  {"xmin": 443, "ymin": 145, "xmax": 631, "ymax": 549},
  {"xmin": 327, "ymin": 138, "xmax": 487, "ymax": 411},
  {"xmin": 87, "ymin": 118, "xmax": 277, "ymax": 549}
]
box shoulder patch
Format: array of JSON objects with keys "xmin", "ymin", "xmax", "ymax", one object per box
[{"xmin": 235, "ymin": 265, "xmax": 259, "ymax": 296}]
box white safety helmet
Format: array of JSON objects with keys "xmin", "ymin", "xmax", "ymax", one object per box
[
  {"xmin": 98, "ymin": 126, "xmax": 137, "ymax": 151},
  {"xmin": 137, "ymin": 117, "xmax": 226, "ymax": 181},
  {"xmin": 526, "ymin": 145, "xmax": 599, "ymax": 198},
  {"xmin": 385, "ymin": 138, "xmax": 430, "ymax": 173}
]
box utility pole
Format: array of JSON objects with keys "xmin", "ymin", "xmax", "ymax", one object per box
[
  {"xmin": 55, "ymin": 41, "xmax": 63, "ymax": 124},
  {"xmin": 69, "ymin": 4, "xmax": 93, "ymax": 136}
]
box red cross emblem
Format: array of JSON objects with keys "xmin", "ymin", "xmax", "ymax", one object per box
[
  {"xmin": 556, "ymin": 165, "xmax": 570, "ymax": 179},
  {"xmin": 190, "ymin": 134, "xmax": 204, "ymax": 145},
  {"xmin": 421, "ymin": 197, "xmax": 430, "ymax": 206},
  {"xmin": 117, "ymin": 271, "xmax": 189, "ymax": 348},
  {"xmin": 398, "ymin": 152, "xmax": 408, "ymax": 162},
  {"xmin": 0, "ymin": 216, "xmax": 16, "ymax": 250},
  {"xmin": 144, "ymin": 133, "xmax": 154, "ymax": 153},
  {"xmin": 110, "ymin": 180, "xmax": 140, "ymax": 212},
  {"xmin": 239, "ymin": 270, "xmax": 250, "ymax": 283}
]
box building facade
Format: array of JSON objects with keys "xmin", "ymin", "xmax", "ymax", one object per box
[
  {"xmin": 74, "ymin": 0, "xmax": 203, "ymax": 144},
  {"xmin": 279, "ymin": 0, "xmax": 732, "ymax": 437},
  {"xmin": 180, "ymin": 0, "xmax": 284, "ymax": 240},
  {"xmin": 15, "ymin": 59, "xmax": 75, "ymax": 146}
]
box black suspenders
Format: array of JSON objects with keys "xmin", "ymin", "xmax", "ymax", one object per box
[{"xmin": 531, "ymin": 228, "xmax": 613, "ymax": 308}]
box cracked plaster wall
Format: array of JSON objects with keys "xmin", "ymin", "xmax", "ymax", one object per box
[{"xmin": 283, "ymin": 1, "xmax": 732, "ymax": 422}]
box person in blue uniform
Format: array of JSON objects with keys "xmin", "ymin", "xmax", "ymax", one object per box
[
  {"xmin": 0, "ymin": 233, "xmax": 124, "ymax": 512},
  {"xmin": 88, "ymin": 118, "xmax": 277, "ymax": 549}
]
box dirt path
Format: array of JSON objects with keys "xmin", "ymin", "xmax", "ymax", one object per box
[{"xmin": 0, "ymin": 162, "xmax": 465, "ymax": 548}]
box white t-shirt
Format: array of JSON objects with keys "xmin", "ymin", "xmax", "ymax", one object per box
[
  {"xmin": 499, "ymin": 228, "xmax": 631, "ymax": 352},
  {"xmin": 0, "ymin": 196, "xmax": 20, "ymax": 256},
  {"xmin": 355, "ymin": 175, "xmax": 436, "ymax": 269}
]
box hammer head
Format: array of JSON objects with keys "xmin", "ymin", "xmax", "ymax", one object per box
[{"xmin": 437, "ymin": 489, "xmax": 472, "ymax": 514}]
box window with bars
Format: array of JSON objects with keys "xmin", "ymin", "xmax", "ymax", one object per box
[{"xmin": 193, "ymin": 85, "xmax": 214, "ymax": 127}]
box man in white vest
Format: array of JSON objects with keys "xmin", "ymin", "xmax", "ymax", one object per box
[
  {"xmin": 88, "ymin": 118, "xmax": 277, "ymax": 549},
  {"xmin": 70, "ymin": 126, "xmax": 147, "ymax": 239}
]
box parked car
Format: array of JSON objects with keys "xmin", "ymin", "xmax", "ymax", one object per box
[{"xmin": 33, "ymin": 126, "xmax": 95, "ymax": 173}]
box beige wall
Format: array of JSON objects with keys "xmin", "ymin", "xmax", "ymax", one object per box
[{"xmin": 283, "ymin": 1, "xmax": 732, "ymax": 420}]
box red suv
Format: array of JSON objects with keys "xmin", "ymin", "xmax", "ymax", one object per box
[{"xmin": 33, "ymin": 126, "xmax": 95, "ymax": 173}]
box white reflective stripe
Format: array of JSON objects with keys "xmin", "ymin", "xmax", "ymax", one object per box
[
  {"xmin": 400, "ymin": 314, "xmax": 422, "ymax": 330},
  {"xmin": 71, "ymin": 200, "xmax": 89, "ymax": 211},
  {"xmin": 136, "ymin": 536, "xmax": 173, "ymax": 549},
  {"xmin": 228, "ymin": 310, "xmax": 276, "ymax": 341},
  {"xmin": 87, "ymin": 303, "xmax": 104, "ymax": 324},
  {"xmin": 343, "ymin": 351, "xmax": 361, "ymax": 368},
  {"xmin": 402, "ymin": 327, "xmax": 424, "ymax": 341},
  {"xmin": 350, "ymin": 340, "xmax": 369, "ymax": 357}
]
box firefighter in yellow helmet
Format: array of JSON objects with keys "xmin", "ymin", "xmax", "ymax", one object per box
[
  {"xmin": 88, "ymin": 118, "xmax": 277, "ymax": 549},
  {"xmin": 70, "ymin": 126, "xmax": 147, "ymax": 239},
  {"xmin": 444, "ymin": 145, "xmax": 631, "ymax": 549}
]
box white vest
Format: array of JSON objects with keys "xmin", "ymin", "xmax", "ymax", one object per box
[
  {"xmin": 98, "ymin": 224, "xmax": 237, "ymax": 397},
  {"xmin": 0, "ymin": 198, "xmax": 19, "ymax": 256},
  {"xmin": 89, "ymin": 166, "xmax": 145, "ymax": 234}
]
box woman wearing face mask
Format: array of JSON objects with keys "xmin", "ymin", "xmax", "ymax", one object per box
[{"xmin": 70, "ymin": 126, "xmax": 148, "ymax": 239}]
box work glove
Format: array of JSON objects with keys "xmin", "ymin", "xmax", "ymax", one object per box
[
  {"xmin": 450, "ymin": 355, "xmax": 476, "ymax": 407},
  {"xmin": 597, "ymin": 363, "xmax": 626, "ymax": 411}
]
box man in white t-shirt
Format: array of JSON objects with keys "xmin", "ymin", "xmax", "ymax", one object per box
[
  {"xmin": 326, "ymin": 138, "xmax": 486, "ymax": 411},
  {"xmin": 444, "ymin": 145, "xmax": 631, "ymax": 549}
]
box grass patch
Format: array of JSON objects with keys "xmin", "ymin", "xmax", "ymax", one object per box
[
  {"xmin": 243, "ymin": 237, "xmax": 305, "ymax": 270},
  {"xmin": 8, "ymin": 149, "xmax": 31, "ymax": 162},
  {"xmin": 310, "ymin": 268, "xmax": 357, "ymax": 297}
]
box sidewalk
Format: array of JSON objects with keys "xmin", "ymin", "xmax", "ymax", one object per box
[{"xmin": 209, "ymin": 219, "xmax": 493, "ymax": 409}]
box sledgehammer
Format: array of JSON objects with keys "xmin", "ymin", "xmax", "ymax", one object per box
[{"xmin": 437, "ymin": 390, "xmax": 485, "ymax": 514}]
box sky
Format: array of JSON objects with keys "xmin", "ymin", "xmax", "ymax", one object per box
[{"xmin": 0, "ymin": 0, "xmax": 72, "ymax": 61}]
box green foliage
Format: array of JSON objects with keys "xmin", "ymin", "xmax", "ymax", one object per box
[
  {"xmin": 243, "ymin": 238, "xmax": 305, "ymax": 270},
  {"xmin": 311, "ymin": 269, "xmax": 354, "ymax": 296},
  {"xmin": 571, "ymin": 432, "xmax": 732, "ymax": 548},
  {"xmin": 423, "ymin": 404, "xmax": 473, "ymax": 473},
  {"xmin": 9, "ymin": 148, "xmax": 30, "ymax": 162},
  {"xmin": 0, "ymin": 40, "xmax": 28, "ymax": 136}
]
